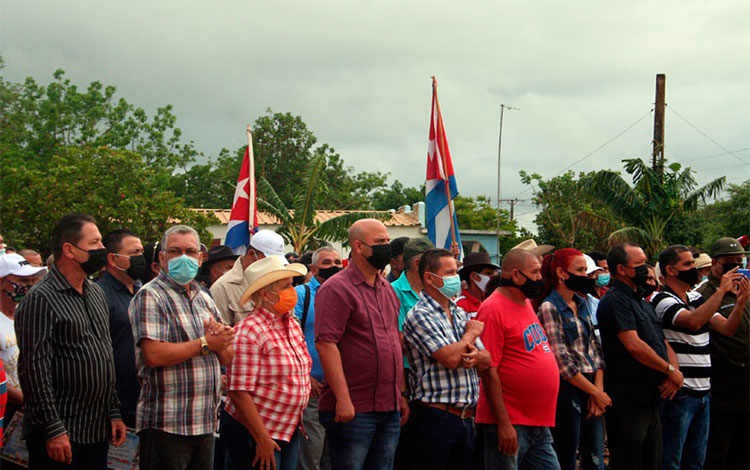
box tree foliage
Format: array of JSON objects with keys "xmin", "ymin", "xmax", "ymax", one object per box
[
  {"xmin": 520, "ymin": 170, "xmax": 622, "ymax": 252},
  {"xmin": 586, "ymin": 158, "xmax": 725, "ymax": 257},
  {"xmin": 1, "ymin": 147, "xmax": 217, "ymax": 253}
]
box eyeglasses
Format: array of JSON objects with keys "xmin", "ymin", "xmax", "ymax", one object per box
[{"xmin": 165, "ymin": 248, "xmax": 201, "ymax": 257}]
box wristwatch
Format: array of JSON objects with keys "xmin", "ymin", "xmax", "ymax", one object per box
[
  {"xmin": 666, "ymin": 364, "xmax": 675, "ymax": 374},
  {"xmin": 200, "ymin": 336, "xmax": 210, "ymax": 356}
]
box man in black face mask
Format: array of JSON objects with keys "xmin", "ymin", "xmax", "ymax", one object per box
[
  {"xmin": 16, "ymin": 214, "xmax": 126, "ymax": 469},
  {"xmin": 696, "ymin": 237, "xmax": 750, "ymax": 470},
  {"xmin": 597, "ymin": 242, "xmax": 682, "ymax": 470},
  {"xmin": 315, "ymin": 218, "xmax": 406, "ymax": 470},
  {"xmin": 96, "ymin": 229, "xmax": 147, "ymax": 429},
  {"xmin": 293, "ymin": 246, "xmax": 342, "ymax": 470},
  {"xmin": 651, "ymin": 244, "xmax": 748, "ymax": 470}
]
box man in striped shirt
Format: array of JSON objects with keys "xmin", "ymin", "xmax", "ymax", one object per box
[
  {"xmin": 403, "ymin": 249, "xmax": 490, "ymax": 470},
  {"xmin": 651, "ymin": 244, "xmax": 748, "ymax": 470},
  {"xmin": 16, "ymin": 214, "xmax": 127, "ymax": 469}
]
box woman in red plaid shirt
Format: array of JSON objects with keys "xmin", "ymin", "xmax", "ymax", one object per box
[{"xmin": 223, "ymin": 256, "xmax": 312, "ymax": 470}]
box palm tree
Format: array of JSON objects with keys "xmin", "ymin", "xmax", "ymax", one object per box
[
  {"xmin": 257, "ymin": 154, "xmax": 387, "ymax": 253},
  {"xmin": 586, "ymin": 158, "xmax": 725, "ymax": 256}
]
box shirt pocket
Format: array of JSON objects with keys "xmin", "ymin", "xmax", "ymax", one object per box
[{"xmin": 562, "ymin": 317, "xmax": 580, "ymax": 345}]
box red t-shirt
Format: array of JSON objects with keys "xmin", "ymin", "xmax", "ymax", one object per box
[{"xmin": 475, "ymin": 290, "xmax": 559, "ymax": 427}]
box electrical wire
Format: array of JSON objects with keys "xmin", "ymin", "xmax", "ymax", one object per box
[{"xmin": 666, "ymin": 105, "xmax": 749, "ymax": 165}]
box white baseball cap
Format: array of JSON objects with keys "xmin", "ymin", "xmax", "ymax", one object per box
[
  {"xmin": 249, "ymin": 230, "xmax": 288, "ymax": 264},
  {"xmin": 584, "ymin": 254, "xmax": 604, "ymax": 275},
  {"xmin": 0, "ymin": 253, "xmax": 48, "ymax": 278}
]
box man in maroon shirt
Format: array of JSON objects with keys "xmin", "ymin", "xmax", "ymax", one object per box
[{"xmin": 315, "ymin": 218, "xmax": 408, "ymax": 470}]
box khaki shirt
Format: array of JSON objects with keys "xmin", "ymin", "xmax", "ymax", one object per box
[
  {"xmin": 696, "ymin": 274, "xmax": 750, "ymax": 412},
  {"xmin": 210, "ymin": 257, "xmax": 254, "ymax": 326}
]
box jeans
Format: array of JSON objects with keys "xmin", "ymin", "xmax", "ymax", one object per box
[
  {"xmin": 479, "ymin": 423, "xmax": 561, "ymax": 470},
  {"xmin": 319, "ymin": 410, "xmax": 400, "ymax": 470},
  {"xmin": 25, "ymin": 435, "xmax": 108, "ymax": 470},
  {"xmin": 139, "ymin": 429, "xmax": 214, "ymax": 470},
  {"xmin": 298, "ymin": 397, "xmax": 329, "ymax": 470},
  {"xmin": 221, "ymin": 411, "xmax": 300, "ymax": 470},
  {"xmin": 659, "ymin": 391, "xmax": 710, "ymax": 470},
  {"xmin": 408, "ymin": 403, "xmax": 475, "ymax": 470},
  {"xmin": 605, "ymin": 393, "xmax": 661, "ymax": 470},
  {"xmin": 552, "ymin": 380, "xmax": 605, "ymax": 470}
]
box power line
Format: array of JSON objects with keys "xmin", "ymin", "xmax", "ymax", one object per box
[
  {"xmin": 666, "ymin": 105, "xmax": 749, "ymax": 165},
  {"xmin": 677, "ymin": 147, "xmax": 750, "ymax": 163},
  {"xmin": 512, "ymin": 109, "xmax": 653, "ymax": 198}
]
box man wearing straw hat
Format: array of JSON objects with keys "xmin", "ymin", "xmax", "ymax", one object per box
[
  {"xmin": 512, "ymin": 239, "xmax": 555, "ymax": 264},
  {"xmin": 223, "ymin": 256, "xmax": 311, "ymax": 470}
]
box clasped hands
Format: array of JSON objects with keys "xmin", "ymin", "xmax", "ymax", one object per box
[{"xmin": 203, "ymin": 318, "xmax": 235, "ymax": 351}]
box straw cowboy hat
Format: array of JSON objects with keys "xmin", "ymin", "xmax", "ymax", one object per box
[
  {"xmin": 239, "ymin": 256, "xmax": 307, "ymax": 305},
  {"xmin": 511, "ymin": 239, "xmax": 555, "ymax": 257},
  {"xmin": 694, "ymin": 253, "xmax": 712, "ymax": 270}
]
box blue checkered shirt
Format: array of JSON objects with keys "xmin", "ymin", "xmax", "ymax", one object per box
[{"xmin": 403, "ymin": 292, "xmax": 484, "ymax": 407}]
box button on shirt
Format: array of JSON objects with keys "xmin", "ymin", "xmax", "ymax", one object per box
[
  {"xmin": 294, "ymin": 276, "xmax": 323, "ymax": 382},
  {"xmin": 403, "ymin": 292, "xmax": 484, "ymax": 407},
  {"xmin": 226, "ymin": 307, "xmax": 312, "ymax": 442},
  {"xmin": 96, "ymin": 272, "xmax": 141, "ymax": 419},
  {"xmin": 129, "ymin": 270, "xmax": 222, "ymax": 436},
  {"xmin": 210, "ymin": 257, "xmax": 254, "ymax": 326},
  {"xmin": 314, "ymin": 263, "xmax": 403, "ymax": 413},
  {"xmin": 537, "ymin": 290, "xmax": 605, "ymax": 381},
  {"xmin": 598, "ymin": 279, "xmax": 668, "ymax": 405},
  {"xmin": 16, "ymin": 263, "xmax": 120, "ymax": 443}
]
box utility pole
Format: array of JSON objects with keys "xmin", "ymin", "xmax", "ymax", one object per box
[
  {"xmin": 496, "ymin": 104, "xmax": 519, "ymax": 240},
  {"xmin": 498, "ymin": 198, "xmax": 529, "ymax": 220},
  {"xmin": 652, "ymin": 74, "xmax": 666, "ymax": 179}
]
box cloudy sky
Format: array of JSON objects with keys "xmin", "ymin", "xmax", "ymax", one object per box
[{"xmin": 3, "ymin": 0, "xmax": 748, "ymax": 230}]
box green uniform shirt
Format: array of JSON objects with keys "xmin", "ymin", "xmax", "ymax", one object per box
[{"xmin": 697, "ymin": 274, "xmax": 750, "ymax": 412}]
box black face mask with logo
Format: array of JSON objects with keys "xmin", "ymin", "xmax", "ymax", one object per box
[{"xmin": 4, "ymin": 280, "xmax": 30, "ymax": 303}]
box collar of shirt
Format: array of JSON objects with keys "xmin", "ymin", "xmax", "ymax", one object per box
[
  {"xmin": 346, "ymin": 261, "xmax": 388, "ymax": 289},
  {"xmin": 460, "ymin": 289, "xmax": 481, "ymax": 305},
  {"xmin": 157, "ymin": 268, "xmax": 201, "ymax": 299},
  {"xmin": 392, "ymin": 271, "xmax": 418, "ymax": 296},
  {"xmin": 418, "ymin": 290, "xmax": 459, "ymax": 317},
  {"xmin": 306, "ymin": 275, "xmax": 321, "ymax": 292},
  {"xmin": 610, "ymin": 278, "xmax": 639, "ymax": 299},
  {"xmin": 222, "ymin": 257, "xmax": 247, "ymax": 285},
  {"xmin": 256, "ymin": 306, "xmax": 292, "ymax": 327},
  {"xmin": 46, "ymin": 263, "xmax": 93, "ymax": 295},
  {"xmin": 546, "ymin": 289, "xmax": 590, "ymax": 323},
  {"xmin": 99, "ymin": 271, "xmax": 141, "ymax": 295}
]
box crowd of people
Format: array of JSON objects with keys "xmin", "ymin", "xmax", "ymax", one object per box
[{"xmin": 0, "ymin": 214, "xmax": 747, "ymax": 470}]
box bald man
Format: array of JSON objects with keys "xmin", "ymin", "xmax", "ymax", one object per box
[
  {"xmin": 475, "ymin": 249, "xmax": 561, "ymax": 469},
  {"xmin": 315, "ymin": 219, "xmax": 406, "ymax": 470}
]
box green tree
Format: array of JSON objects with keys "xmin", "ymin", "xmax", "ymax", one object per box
[
  {"xmin": 371, "ymin": 180, "xmax": 424, "ymax": 211},
  {"xmin": 452, "ymin": 195, "xmax": 532, "ymax": 255},
  {"xmin": 1, "ymin": 147, "xmax": 217, "ymax": 254},
  {"xmin": 169, "ymin": 147, "xmax": 244, "ymax": 208},
  {"xmin": 697, "ymin": 180, "xmax": 750, "ymax": 246},
  {"xmin": 520, "ymin": 170, "xmax": 622, "ymax": 252},
  {"xmin": 0, "ymin": 62, "xmax": 198, "ymax": 172},
  {"xmin": 586, "ymin": 158, "xmax": 725, "ymax": 257},
  {"xmin": 257, "ymin": 154, "xmax": 386, "ymax": 252}
]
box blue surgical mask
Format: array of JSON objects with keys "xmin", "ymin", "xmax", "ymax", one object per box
[
  {"xmin": 596, "ymin": 273, "xmax": 610, "ymax": 287},
  {"xmin": 434, "ymin": 273, "xmax": 462, "ymax": 299},
  {"xmin": 167, "ymin": 255, "xmax": 199, "ymax": 285}
]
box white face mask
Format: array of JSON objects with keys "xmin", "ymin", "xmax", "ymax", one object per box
[{"xmin": 474, "ymin": 273, "xmax": 491, "ymax": 292}]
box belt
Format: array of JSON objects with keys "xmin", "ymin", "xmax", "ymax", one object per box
[{"xmin": 414, "ymin": 401, "xmax": 475, "ymax": 419}]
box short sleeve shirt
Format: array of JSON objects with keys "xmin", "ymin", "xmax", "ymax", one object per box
[
  {"xmin": 475, "ymin": 290, "xmax": 559, "ymax": 427},
  {"xmin": 314, "ymin": 263, "xmax": 402, "ymax": 413},
  {"xmin": 598, "ymin": 279, "xmax": 668, "ymax": 405}
]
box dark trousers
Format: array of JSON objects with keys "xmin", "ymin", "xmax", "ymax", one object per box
[
  {"xmin": 138, "ymin": 428, "xmax": 214, "ymax": 470},
  {"xmin": 552, "ymin": 380, "xmax": 605, "ymax": 470},
  {"xmin": 704, "ymin": 408, "xmax": 749, "ymax": 470},
  {"xmin": 25, "ymin": 435, "xmax": 108, "ymax": 470},
  {"xmin": 221, "ymin": 410, "xmax": 300, "ymax": 470},
  {"xmin": 408, "ymin": 403, "xmax": 475, "ymax": 470},
  {"xmin": 605, "ymin": 393, "xmax": 661, "ymax": 470}
]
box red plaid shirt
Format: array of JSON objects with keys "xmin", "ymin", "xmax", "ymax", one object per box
[{"xmin": 225, "ymin": 307, "xmax": 312, "ymax": 441}]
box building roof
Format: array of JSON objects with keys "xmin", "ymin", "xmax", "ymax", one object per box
[{"xmin": 191, "ymin": 208, "xmax": 421, "ymax": 227}]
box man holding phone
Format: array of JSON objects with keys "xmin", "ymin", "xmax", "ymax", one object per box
[{"xmin": 696, "ymin": 237, "xmax": 750, "ymax": 470}]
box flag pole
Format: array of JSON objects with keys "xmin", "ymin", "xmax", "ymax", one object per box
[
  {"xmin": 246, "ymin": 125, "xmax": 256, "ymax": 237},
  {"xmin": 431, "ymin": 77, "xmax": 457, "ymax": 248}
]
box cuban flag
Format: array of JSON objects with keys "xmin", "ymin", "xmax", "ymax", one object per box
[
  {"xmin": 425, "ymin": 77, "xmax": 461, "ymax": 254},
  {"xmin": 225, "ymin": 126, "xmax": 259, "ymax": 253}
]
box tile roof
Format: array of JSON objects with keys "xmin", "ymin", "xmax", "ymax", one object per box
[{"xmin": 191, "ymin": 209, "xmax": 420, "ymax": 227}]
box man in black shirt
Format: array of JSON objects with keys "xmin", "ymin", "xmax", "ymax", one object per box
[
  {"xmin": 597, "ymin": 243, "xmax": 682, "ymax": 470},
  {"xmin": 97, "ymin": 229, "xmax": 146, "ymax": 429},
  {"xmin": 16, "ymin": 214, "xmax": 126, "ymax": 469}
]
